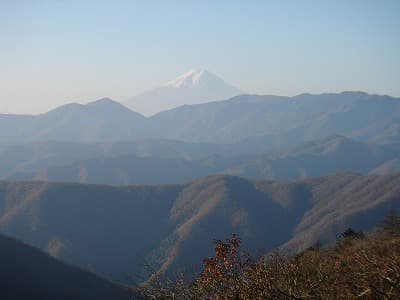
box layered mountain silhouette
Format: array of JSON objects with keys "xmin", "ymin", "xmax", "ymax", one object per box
[
  {"xmin": 0, "ymin": 138, "xmax": 276, "ymax": 179},
  {"xmin": 1, "ymin": 92, "xmax": 399, "ymax": 146},
  {"xmin": 1, "ymin": 88, "xmax": 400, "ymax": 291},
  {"xmin": 124, "ymin": 69, "xmax": 242, "ymax": 115},
  {"xmin": 1, "ymin": 172, "xmax": 399, "ymax": 282},
  {"xmin": 5, "ymin": 135, "xmax": 399, "ymax": 185},
  {"xmin": 0, "ymin": 234, "xmax": 129, "ymax": 300}
]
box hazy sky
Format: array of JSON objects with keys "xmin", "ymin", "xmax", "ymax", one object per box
[{"xmin": 1, "ymin": 1, "xmax": 400, "ymax": 114}]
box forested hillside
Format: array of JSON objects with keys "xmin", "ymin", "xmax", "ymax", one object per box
[{"xmin": 1, "ymin": 172, "xmax": 399, "ymax": 282}]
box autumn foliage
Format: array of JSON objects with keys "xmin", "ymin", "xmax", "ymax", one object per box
[
  {"xmin": 192, "ymin": 234, "xmax": 253, "ymax": 299},
  {"xmin": 140, "ymin": 211, "xmax": 400, "ymax": 299}
]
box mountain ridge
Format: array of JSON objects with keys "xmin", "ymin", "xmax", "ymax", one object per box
[
  {"xmin": 0, "ymin": 91, "xmax": 399, "ymax": 145},
  {"xmin": 1, "ymin": 172, "xmax": 400, "ymax": 281}
]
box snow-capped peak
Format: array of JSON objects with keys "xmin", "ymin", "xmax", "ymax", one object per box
[
  {"xmin": 163, "ymin": 68, "xmax": 210, "ymax": 88},
  {"xmin": 124, "ymin": 68, "xmax": 242, "ymax": 116}
]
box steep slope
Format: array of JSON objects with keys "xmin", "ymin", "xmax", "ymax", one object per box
[
  {"xmin": 1, "ymin": 173, "xmax": 400, "ymax": 282},
  {"xmin": 124, "ymin": 69, "xmax": 241, "ymax": 116},
  {"xmin": 0, "ymin": 234, "xmax": 129, "ymax": 300},
  {"xmin": 279, "ymin": 172, "xmax": 400, "ymax": 252},
  {"xmin": 0, "ymin": 181, "xmax": 182, "ymax": 281}
]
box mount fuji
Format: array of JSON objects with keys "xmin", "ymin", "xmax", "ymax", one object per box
[{"xmin": 124, "ymin": 69, "xmax": 242, "ymax": 116}]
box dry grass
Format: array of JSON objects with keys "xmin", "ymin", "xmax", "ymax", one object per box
[{"xmin": 139, "ymin": 212, "xmax": 400, "ymax": 299}]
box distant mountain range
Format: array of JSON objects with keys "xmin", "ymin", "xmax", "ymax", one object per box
[
  {"xmin": 124, "ymin": 69, "xmax": 242, "ymax": 116},
  {"xmin": 2, "ymin": 84, "xmax": 400, "ymax": 296},
  {"xmin": 1, "ymin": 92, "xmax": 399, "ymax": 146},
  {"xmin": 146, "ymin": 91, "xmax": 400, "ymax": 144},
  {"xmin": 0, "ymin": 234, "xmax": 129, "ymax": 300},
  {"xmin": 4, "ymin": 135, "xmax": 399, "ymax": 185},
  {"xmin": 1, "ymin": 172, "xmax": 399, "ymax": 282}
]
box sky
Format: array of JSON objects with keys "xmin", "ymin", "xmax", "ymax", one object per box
[{"xmin": 1, "ymin": 0, "xmax": 400, "ymax": 114}]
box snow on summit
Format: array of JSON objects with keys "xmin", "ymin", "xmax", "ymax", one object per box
[
  {"xmin": 124, "ymin": 69, "xmax": 242, "ymax": 116},
  {"xmin": 163, "ymin": 69, "xmax": 208, "ymax": 88}
]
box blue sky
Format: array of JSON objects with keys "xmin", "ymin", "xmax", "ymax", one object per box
[{"xmin": 1, "ymin": 0, "xmax": 400, "ymax": 113}]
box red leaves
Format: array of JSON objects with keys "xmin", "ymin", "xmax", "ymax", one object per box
[
  {"xmin": 202, "ymin": 234, "xmax": 248, "ymax": 277},
  {"xmin": 195, "ymin": 234, "xmax": 254, "ymax": 298}
]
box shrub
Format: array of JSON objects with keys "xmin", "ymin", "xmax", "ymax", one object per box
[{"xmin": 139, "ymin": 212, "xmax": 400, "ymax": 299}]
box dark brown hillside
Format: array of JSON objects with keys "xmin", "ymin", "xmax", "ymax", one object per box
[
  {"xmin": 0, "ymin": 181, "xmax": 183, "ymax": 280},
  {"xmin": 1, "ymin": 172, "xmax": 400, "ymax": 282},
  {"xmin": 149, "ymin": 176, "xmax": 295, "ymax": 278},
  {"xmin": 281, "ymin": 172, "xmax": 400, "ymax": 252},
  {"xmin": 0, "ymin": 233, "xmax": 129, "ymax": 300}
]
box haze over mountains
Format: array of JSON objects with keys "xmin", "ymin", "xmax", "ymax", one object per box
[
  {"xmin": 1, "ymin": 91, "xmax": 399, "ymax": 146},
  {"xmin": 3, "ymin": 0, "xmax": 400, "ymax": 297},
  {"xmin": 4, "ymin": 135, "xmax": 400, "ymax": 185},
  {"xmin": 1, "ymin": 86, "xmax": 400, "ymax": 297},
  {"xmin": 124, "ymin": 69, "xmax": 242, "ymax": 116},
  {"xmin": 1, "ymin": 89, "xmax": 399, "ymax": 188}
]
